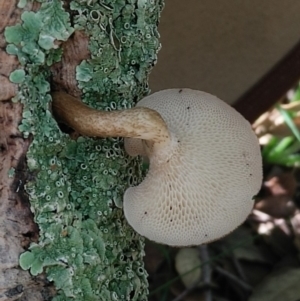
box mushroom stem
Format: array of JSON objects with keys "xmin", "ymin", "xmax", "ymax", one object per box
[{"xmin": 51, "ymin": 91, "xmax": 171, "ymax": 143}]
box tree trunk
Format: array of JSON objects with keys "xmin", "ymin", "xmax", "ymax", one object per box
[{"xmin": 0, "ymin": 0, "xmax": 163, "ymax": 300}]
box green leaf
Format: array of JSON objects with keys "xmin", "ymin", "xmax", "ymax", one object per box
[
  {"xmin": 264, "ymin": 136, "xmax": 294, "ymax": 163},
  {"xmin": 292, "ymin": 85, "xmax": 300, "ymax": 101},
  {"xmin": 276, "ymin": 104, "xmax": 300, "ymax": 142},
  {"xmin": 249, "ymin": 268, "xmax": 300, "ymax": 301}
]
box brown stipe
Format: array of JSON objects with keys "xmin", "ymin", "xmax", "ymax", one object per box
[{"xmin": 51, "ymin": 91, "xmax": 171, "ymax": 144}]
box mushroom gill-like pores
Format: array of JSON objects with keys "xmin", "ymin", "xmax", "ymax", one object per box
[{"xmin": 51, "ymin": 89, "xmax": 262, "ymax": 247}]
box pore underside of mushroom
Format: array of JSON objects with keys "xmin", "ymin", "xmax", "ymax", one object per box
[{"xmin": 52, "ymin": 88, "xmax": 263, "ymax": 246}]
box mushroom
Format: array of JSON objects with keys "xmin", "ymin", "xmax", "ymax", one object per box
[{"xmin": 52, "ymin": 88, "xmax": 262, "ymax": 246}]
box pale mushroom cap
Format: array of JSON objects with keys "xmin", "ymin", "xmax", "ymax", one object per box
[{"xmin": 124, "ymin": 88, "xmax": 262, "ymax": 246}]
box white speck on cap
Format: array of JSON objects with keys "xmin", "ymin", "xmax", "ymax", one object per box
[{"xmin": 124, "ymin": 88, "xmax": 262, "ymax": 246}]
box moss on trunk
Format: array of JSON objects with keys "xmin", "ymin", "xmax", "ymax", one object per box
[{"xmin": 4, "ymin": 0, "xmax": 163, "ymax": 300}]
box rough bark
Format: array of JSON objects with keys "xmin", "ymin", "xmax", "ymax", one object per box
[{"xmin": 0, "ymin": 1, "xmax": 56, "ymax": 300}]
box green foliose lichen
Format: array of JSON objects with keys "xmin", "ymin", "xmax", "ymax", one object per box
[{"xmin": 5, "ymin": 0, "xmax": 163, "ymax": 300}]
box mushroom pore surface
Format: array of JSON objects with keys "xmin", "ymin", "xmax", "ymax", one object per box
[{"xmin": 124, "ymin": 88, "xmax": 262, "ymax": 246}]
